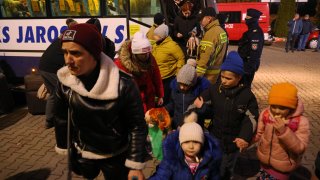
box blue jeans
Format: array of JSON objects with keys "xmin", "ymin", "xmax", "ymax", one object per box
[
  {"xmin": 285, "ymin": 33, "xmax": 299, "ymax": 51},
  {"xmin": 39, "ymin": 70, "xmax": 58, "ymax": 123},
  {"xmin": 298, "ymin": 33, "xmax": 310, "ymax": 50}
]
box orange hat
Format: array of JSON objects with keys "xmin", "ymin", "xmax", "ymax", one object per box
[{"xmin": 268, "ymin": 82, "xmax": 298, "ymax": 109}]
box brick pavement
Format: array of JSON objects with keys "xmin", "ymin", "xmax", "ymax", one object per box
[{"xmin": 0, "ymin": 43, "xmax": 319, "ymax": 180}]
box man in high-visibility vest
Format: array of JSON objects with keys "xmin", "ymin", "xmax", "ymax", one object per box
[{"xmin": 196, "ymin": 7, "xmax": 228, "ymax": 84}]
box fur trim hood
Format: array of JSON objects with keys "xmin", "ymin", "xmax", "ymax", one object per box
[
  {"xmin": 118, "ymin": 40, "xmax": 141, "ymax": 74},
  {"xmin": 57, "ymin": 53, "xmax": 120, "ymax": 100}
]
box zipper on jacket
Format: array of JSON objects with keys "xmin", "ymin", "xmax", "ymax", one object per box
[
  {"xmin": 268, "ymin": 127, "xmax": 275, "ymax": 165},
  {"xmin": 68, "ymin": 91, "xmax": 83, "ymax": 150}
]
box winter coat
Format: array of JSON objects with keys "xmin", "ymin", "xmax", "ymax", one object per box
[
  {"xmin": 173, "ymin": 13, "xmax": 201, "ymax": 47},
  {"xmin": 198, "ymin": 83, "xmax": 259, "ymax": 153},
  {"xmin": 255, "ymin": 101, "xmax": 310, "ymax": 173},
  {"xmin": 238, "ymin": 21, "xmax": 264, "ymax": 73},
  {"xmin": 287, "ymin": 19, "xmax": 303, "ymax": 35},
  {"xmin": 54, "ymin": 53, "xmax": 148, "ymax": 170},
  {"xmin": 114, "ymin": 40, "xmax": 164, "ymax": 113},
  {"xmin": 149, "ymin": 130, "xmax": 222, "ymax": 180},
  {"xmin": 152, "ymin": 36, "xmax": 185, "ymax": 80},
  {"xmin": 165, "ymin": 77, "xmax": 210, "ymax": 128},
  {"xmin": 196, "ymin": 20, "xmax": 228, "ymax": 83}
]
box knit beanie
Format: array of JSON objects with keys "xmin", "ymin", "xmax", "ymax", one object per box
[
  {"xmin": 154, "ymin": 24, "xmax": 169, "ymax": 39},
  {"xmin": 187, "ymin": 58, "xmax": 197, "ymax": 67},
  {"xmin": 179, "ymin": 122, "xmax": 204, "ymax": 145},
  {"xmin": 220, "ymin": 51, "xmax": 244, "ymax": 76},
  {"xmin": 268, "ymin": 82, "xmax": 298, "ymax": 109},
  {"xmin": 61, "ymin": 23, "xmax": 102, "ymax": 61},
  {"xmin": 177, "ymin": 63, "xmax": 197, "ymax": 86},
  {"xmin": 154, "ymin": 13, "xmax": 165, "ymax": 26},
  {"xmin": 131, "ymin": 31, "xmax": 152, "ymax": 54}
]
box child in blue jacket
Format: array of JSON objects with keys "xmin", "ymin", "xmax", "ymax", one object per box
[
  {"xmin": 165, "ymin": 59, "xmax": 210, "ymax": 129},
  {"xmin": 149, "ymin": 114, "xmax": 222, "ymax": 180}
]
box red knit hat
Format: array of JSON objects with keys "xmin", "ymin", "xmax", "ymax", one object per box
[{"xmin": 61, "ymin": 23, "xmax": 102, "ymax": 60}]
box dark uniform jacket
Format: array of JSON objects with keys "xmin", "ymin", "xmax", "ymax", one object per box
[
  {"xmin": 238, "ymin": 22, "xmax": 264, "ymax": 73},
  {"xmin": 198, "ymin": 83, "xmax": 259, "ymax": 154},
  {"xmin": 54, "ymin": 53, "xmax": 148, "ymax": 169}
]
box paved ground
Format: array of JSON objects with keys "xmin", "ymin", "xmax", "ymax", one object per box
[{"xmin": 0, "ymin": 43, "xmax": 319, "ymax": 180}]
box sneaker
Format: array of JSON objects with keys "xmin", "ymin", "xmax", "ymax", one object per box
[
  {"xmin": 285, "ymin": 49, "xmax": 289, "ymax": 53},
  {"xmin": 45, "ymin": 121, "xmax": 54, "ymax": 129},
  {"xmin": 313, "ymin": 49, "xmax": 319, "ymax": 52}
]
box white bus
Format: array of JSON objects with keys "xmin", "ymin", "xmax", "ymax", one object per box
[{"xmin": 0, "ymin": 0, "xmax": 216, "ymax": 79}]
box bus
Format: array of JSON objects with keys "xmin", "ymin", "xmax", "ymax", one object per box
[{"xmin": 0, "ymin": 0, "xmax": 216, "ymax": 80}]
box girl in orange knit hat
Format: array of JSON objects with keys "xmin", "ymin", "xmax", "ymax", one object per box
[{"xmin": 254, "ymin": 82, "xmax": 310, "ymax": 180}]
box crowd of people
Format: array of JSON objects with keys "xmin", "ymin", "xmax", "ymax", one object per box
[{"xmin": 37, "ymin": 1, "xmax": 317, "ymax": 179}]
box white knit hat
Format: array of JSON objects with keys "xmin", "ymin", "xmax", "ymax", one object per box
[
  {"xmin": 131, "ymin": 31, "xmax": 152, "ymax": 54},
  {"xmin": 179, "ymin": 122, "xmax": 204, "ymax": 145},
  {"xmin": 154, "ymin": 24, "xmax": 169, "ymax": 39}
]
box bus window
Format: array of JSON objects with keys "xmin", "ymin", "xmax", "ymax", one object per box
[
  {"xmin": 130, "ymin": 0, "xmax": 161, "ymax": 26},
  {"xmin": 220, "ymin": 11, "xmax": 241, "ymax": 23},
  {"xmin": 106, "ymin": 0, "xmax": 126, "ymax": 16},
  {"xmin": 51, "ymin": 0, "xmax": 100, "ymax": 17},
  {"xmin": 2, "ymin": 0, "xmax": 46, "ymax": 17}
]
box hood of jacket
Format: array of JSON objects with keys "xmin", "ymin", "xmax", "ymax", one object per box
[
  {"xmin": 170, "ymin": 77, "xmax": 210, "ymax": 97},
  {"xmin": 57, "ymin": 53, "xmax": 120, "ymax": 100},
  {"xmin": 163, "ymin": 130, "xmax": 221, "ymax": 167},
  {"xmin": 118, "ymin": 40, "xmax": 141, "ymax": 74},
  {"xmin": 268, "ymin": 99, "xmax": 304, "ymax": 119}
]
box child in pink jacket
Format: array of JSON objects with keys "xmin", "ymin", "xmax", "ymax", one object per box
[{"xmin": 254, "ymin": 82, "xmax": 310, "ymax": 180}]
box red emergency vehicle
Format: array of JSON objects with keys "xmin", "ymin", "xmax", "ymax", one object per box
[{"xmin": 217, "ymin": 2, "xmax": 273, "ymax": 44}]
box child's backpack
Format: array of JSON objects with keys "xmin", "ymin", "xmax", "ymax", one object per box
[{"xmin": 262, "ymin": 110, "xmax": 300, "ymax": 132}]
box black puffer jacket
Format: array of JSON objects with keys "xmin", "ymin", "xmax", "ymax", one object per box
[
  {"xmin": 54, "ymin": 53, "xmax": 147, "ymax": 169},
  {"xmin": 199, "ymin": 83, "xmax": 259, "ymax": 154}
]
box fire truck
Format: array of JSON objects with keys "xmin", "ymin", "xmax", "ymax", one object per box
[{"xmin": 217, "ymin": 2, "xmax": 273, "ymax": 45}]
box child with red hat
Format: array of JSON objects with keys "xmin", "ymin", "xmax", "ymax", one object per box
[{"xmin": 254, "ymin": 82, "xmax": 310, "ymax": 180}]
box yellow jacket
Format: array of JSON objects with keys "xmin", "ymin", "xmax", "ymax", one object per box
[
  {"xmin": 152, "ymin": 36, "xmax": 185, "ymax": 79},
  {"xmin": 147, "ymin": 24, "xmax": 157, "ymax": 46},
  {"xmin": 196, "ymin": 20, "xmax": 227, "ymax": 78}
]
